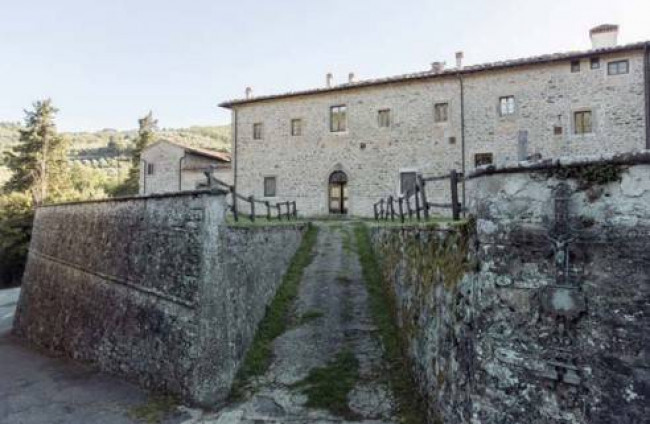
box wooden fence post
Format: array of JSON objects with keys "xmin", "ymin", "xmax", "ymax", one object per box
[
  {"xmin": 249, "ymin": 196, "xmax": 255, "ymax": 222},
  {"xmin": 398, "ymin": 197, "xmax": 404, "ymax": 223},
  {"xmin": 414, "ymin": 186, "xmax": 421, "ymax": 220},
  {"xmin": 450, "ymin": 169, "xmax": 460, "ymax": 221},
  {"xmin": 406, "ymin": 195, "xmax": 412, "ymax": 218},
  {"xmin": 388, "ymin": 196, "xmax": 395, "ymax": 221},
  {"xmin": 418, "ymin": 175, "xmax": 429, "ymax": 220},
  {"xmin": 277, "ymin": 203, "xmax": 282, "ymax": 221},
  {"xmin": 292, "ymin": 201, "xmax": 297, "ymax": 219},
  {"xmin": 230, "ymin": 186, "xmax": 238, "ymax": 222},
  {"xmin": 285, "ymin": 202, "xmax": 291, "ymax": 220},
  {"xmin": 266, "ymin": 201, "xmax": 271, "ymax": 220},
  {"xmin": 379, "ymin": 199, "xmax": 385, "ymax": 219},
  {"xmin": 374, "ymin": 203, "xmax": 378, "ymax": 220}
]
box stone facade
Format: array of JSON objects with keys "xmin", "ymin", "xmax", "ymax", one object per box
[
  {"xmin": 140, "ymin": 140, "xmax": 232, "ymax": 195},
  {"xmin": 13, "ymin": 190, "xmax": 308, "ymax": 406},
  {"xmin": 225, "ymin": 46, "xmax": 647, "ymax": 217},
  {"xmin": 369, "ymin": 156, "xmax": 650, "ymax": 423}
]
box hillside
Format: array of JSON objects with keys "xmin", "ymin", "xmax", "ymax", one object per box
[{"xmin": 0, "ymin": 123, "xmax": 231, "ymax": 187}]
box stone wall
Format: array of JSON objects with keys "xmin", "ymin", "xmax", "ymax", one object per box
[
  {"xmin": 368, "ymin": 222, "xmax": 476, "ymax": 423},
  {"xmin": 231, "ymin": 48, "xmax": 646, "ymax": 217},
  {"xmin": 369, "ymin": 155, "xmax": 650, "ymax": 423},
  {"xmin": 13, "ymin": 190, "xmax": 307, "ymax": 406}
]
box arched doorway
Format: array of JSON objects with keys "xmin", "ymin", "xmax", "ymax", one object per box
[{"xmin": 328, "ymin": 171, "xmax": 348, "ymax": 215}]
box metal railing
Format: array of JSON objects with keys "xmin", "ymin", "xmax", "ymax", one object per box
[
  {"xmin": 203, "ymin": 171, "xmax": 298, "ymax": 222},
  {"xmin": 373, "ymin": 169, "xmax": 463, "ymax": 222}
]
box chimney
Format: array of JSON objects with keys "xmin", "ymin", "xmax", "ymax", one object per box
[
  {"xmin": 245, "ymin": 87, "xmax": 252, "ymax": 99},
  {"xmin": 348, "ymin": 72, "xmax": 355, "ymax": 83},
  {"xmin": 455, "ymin": 51, "xmax": 464, "ymax": 69},
  {"xmin": 589, "ymin": 24, "xmax": 619, "ymax": 49},
  {"xmin": 326, "ymin": 73, "xmax": 334, "ymax": 88},
  {"xmin": 431, "ymin": 61, "xmax": 445, "ymax": 73}
]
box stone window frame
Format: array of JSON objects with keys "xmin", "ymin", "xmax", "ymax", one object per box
[
  {"xmin": 433, "ymin": 102, "xmax": 450, "ymax": 124},
  {"xmin": 474, "ymin": 153, "xmax": 494, "ymax": 168},
  {"xmin": 571, "ymin": 60, "xmax": 581, "ymax": 73},
  {"xmin": 398, "ymin": 168, "xmax": 418, "ymax": 196},
  {"xmin": 377, "ymin": 109, "xmax": 391, "ymax": 128},
  {"xmin": 330, "ymin": 105, "xmax": 347, "ymax": 133},
  {"xmin": 571, "ymin": 107, "xmax": 596, "ymax": 136},
  {"xmin": 498, "ymin": 95, "xmax": 516, "ymax": 117},
  {"xmin": 253, "ymin": 122, "xmax": 263, "ymax": 140},
  {"xmin": 590, "ymin": 57, "xmax": 600, "ymax": 70},
  {"xmin": 263, "ymin": 175, "xmax": 277, "ymax": 198},
  {"xmin": 146, "ymin": 163, "xmax": 155, "ymax": 175},
  {"xmin": 290, "ymin": 118, "xmax": 303, "ymax": 136},
  {"xmin": 607, "ymin": 59, "xmax": 629, "ymax": 76}
]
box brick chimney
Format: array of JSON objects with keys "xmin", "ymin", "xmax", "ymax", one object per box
[
  {"xmin": 590, "ymin": 24, "xmax": 619, "ymax": 49},
  {"xmin": 326, "ymin": 73, "xmax": 333, "ymax": 88},
  {"xmin": 455, "ymin": 51, "xmax": 464, "ymax": 69},
  {"xmin": 245, "ymin": 87, "xmax": 253, "ymax": 99}
]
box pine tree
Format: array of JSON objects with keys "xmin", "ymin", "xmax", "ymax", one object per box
[
  {"xmin": 2, "ymin": 99, "xmax": 71, "ymax": 204},
  {"xmin": 116, "ymin": 111, "xmax": 158, "ymax": 195}
]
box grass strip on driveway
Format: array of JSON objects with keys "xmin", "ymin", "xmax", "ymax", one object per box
[
  {"xmin": 229, "ymin": 224, "xmax": 318, "ymax": 399},
  {"xmin": 353, "ymin": 223, "xmax": 427, "ymax": 424}
]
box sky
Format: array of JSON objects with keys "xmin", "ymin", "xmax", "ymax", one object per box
[{"xmin": 0, "ymin": 0, "xmax": 649, "ymax": 132}]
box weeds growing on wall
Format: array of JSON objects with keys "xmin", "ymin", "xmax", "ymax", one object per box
[
  {"xmin": 229, "ymin": 224, "xmax": 318, "ymax": 399},
  {"xmin": 542, "ymin": 163, "xmax": 626, "ymax": 189},
  {"xmin": 353, "ymin": 224, "xmax": 427, "ymax": 424}
]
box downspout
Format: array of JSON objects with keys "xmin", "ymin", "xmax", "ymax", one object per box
[
  {"xmin": 233, "ymin": 108, "xmax": 239, "ymax": 188},
  {"xmin": 178, "ymin": 153, "xmax": 186, "ymax": 191},
  {"xmin": 457, "ymin": 71, "xmax": 466, "ymax": 215},
  {"xmin": 643, "ymin": 42, "xmax": 650, "ymax": 149}
]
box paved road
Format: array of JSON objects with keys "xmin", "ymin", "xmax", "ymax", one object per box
[
  {"xmin": 0, "ymin": 288, "xmax": 187, "ymax": 424},
  {"xmin": 0, "ymin": 287, "xmax": 20, "ymax": 334},
  {"xmin": 184, "ymin": 223, "xmax": 397, "ymax": 424}
]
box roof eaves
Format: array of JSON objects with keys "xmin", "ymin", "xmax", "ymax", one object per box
[{"xmin": 218, "ymin": 41, "xmax": 649, "ymax": 109}]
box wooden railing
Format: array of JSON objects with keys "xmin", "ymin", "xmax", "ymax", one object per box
[
  {"xmin": 203, "ymin": 171, "xmax": 298, "ymax": 222},
  {"xmin": 373, "ymin": 169, "xmax": 463, "ymax": 222}
]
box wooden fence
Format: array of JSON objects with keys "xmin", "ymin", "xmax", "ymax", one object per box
[
  {"xmin": 203, "ymin": 171, "xmax": 298, "ymax": 222},
  {"xmin": 373, "ymin": 169, "xmax": 463, "ymax": 222}
]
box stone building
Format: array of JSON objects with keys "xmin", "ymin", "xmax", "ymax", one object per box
[
  {"xmin": 139, "ymin": 140, "xmax": 231, "ymax": 195},
  {"xmin": 220, "ymin": 25, "xmax": 649, "ymax": 217}
]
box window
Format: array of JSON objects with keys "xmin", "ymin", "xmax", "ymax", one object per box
[
  {"xmin": 264, "ymin": 176, "xmax": 276, "ymax": 197},
  {"xmin": 253, "ymin": 123, "xmax": 263, "ymax": 139},
  {"xmin": 607, "ymin": 60, "xmax": 629, "ymax": 75},
  {"xmin": 400, "ymin": 172, "xmax": 417, "ymax": 196},
  {"xmin": 499, "ymin": 96, "xmax": 515, "ymax": 116},
  {"xmin": 146, "ymin": 163, "xmax": 154, "ymax": 175},
  {"xmin": 574, "ymin": 111, "xmax": 593, "ymax": 134},
  {"xmin": 378, "ymin": 109, "xmax": 391, "ymax": 127},
  {"xmin": 571, "ymin": 60, "xmax": 581, "ymax": 73},
  {"xmin": 291, "ymin": 119, "xmax": 302, "ymax": 136},
  {"xmin": 434, "ymin": 103, "xmax": 449, "ymax": 123},
  {"xmin": 590, "ymin": 57, "xmax": 600, "ymax": 70},
  {"xmin": 474, "ymin": 153, "xmax": 494, "ymax": 167},
  {"xmin": 554, "ymin": 126, "xmax": 563, "ymax": 135},
  {"xmin": 330, "ymin": 105, "xmax": 347, "ymax": 132}
]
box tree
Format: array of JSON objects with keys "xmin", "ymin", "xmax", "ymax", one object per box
[
  {"xmin": 2, "ymin": 99, "xmax": 71, "ymax": 205},
  {"xmin": 0, "ymin": 192, "xmax": 33, "ymax": 287},
  {"xmin": 114, "ymin": 111, "xmax": 157, "ymax": 196}
]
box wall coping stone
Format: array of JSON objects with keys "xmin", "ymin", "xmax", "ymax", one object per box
[
  {"xmin": 38, "ymin": 188, "xmax": 228, "ymax": 209},
  {"xmin": 467, "ymin": 150, "xmax": 650, "ymax": 179}
]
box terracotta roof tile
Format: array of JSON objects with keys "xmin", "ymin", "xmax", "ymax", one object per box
[{"xmin": 219, "ymin": 41, "xmax": 648, "ymax": 108}]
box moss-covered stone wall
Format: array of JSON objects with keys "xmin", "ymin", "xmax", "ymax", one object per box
[{"xmin": 368, "ymin": 221, "xmax": 477, "ymax": 423}]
